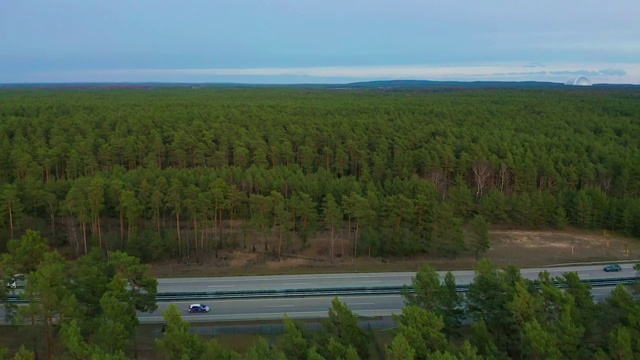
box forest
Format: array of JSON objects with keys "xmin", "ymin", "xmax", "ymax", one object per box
[
  {"xmin": 2, "ymin": 230, "xmax": 640, "ymax": 359},
  {"xmin": 0, "ymin": 87, "xmax": 639, "ymax": 263}
]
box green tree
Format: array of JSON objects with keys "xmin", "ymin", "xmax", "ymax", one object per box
[
  {"xmin": 155, "ymin": 304, "xmax": 204, "ymax": 360},
  {"xmin": 60, "ymin": 320, "xmax": 127, "ymax": 360},
  {"xmin": 402, "ymin": 263, "xmax": 442, "ymax": 311},
  {"xmin": 322, "ymin": 194, "xmax": 342, "ymax": 259},
  {"xmin": 5, "ymin": 229, "xmax": 49, "ymax": 273},
  {"xmin": 471, "ymin": 320, "xmax": 504, "ymax": 360},
  {"xmin": 393, "ymin": 306, "xmax": 449, "ymax": 359},
  {"xmin": 470, "ymin": 215, "xmax": 490, "ymax": 259},
  {"xmin": 87, "ymin": 176, "xmax": 106, "ymax": 251},
  {"xmin": 249, "ymin": 194, "xmax": 272, "ymax": 252},
  {"xmin": 279, "ymin": 317, "xmax": 312, "ymax": 360},
  {"xmin": 292, "ymin": 191, "xmax": 317, "ymax": 250},
  {"xmin": 386, "ymin": 333, "xmax": 416, "ymax": 360},
  {"xmin": 522, "ymin": 319, "xmax": 561, "ymax": 360},
  {"xmin": 95, "ymin": 276, "xmax": 139, "ymax": 354},
  {"xmin": 11, "ymin": 347, "xmax": 35, "ymax": 360},
  {"xmin": 108, "ymin": 251, "xmax": 158, "ymax": 313},
  {"xmin": 166, "ymin": 178, "xmax": 184, "ymax": 258},
  {"xmin": 245, "ymin": 337, "xmax": 286, "ymax": 360},
  {"xmin": 325, "ymin": 338, "xmax": 360, "ymax": 360},
  {"xmin": 322, "ymin": 297, "xmax": 370, "ymax": 359},
  {"xmin": 432, "ymin": 203, "xmax": 465, "ymax": 259},
  {"xmin": 200, "ymin": 339, "xmax": 241, "ymax": 360},
  {"xmin": 0, "ymin": 184, "xmax": 23, "ymax": 239},
  {"xmin": 606, "ymin": 326, "xmax": 634, "ymax": 360},
  {"xmin": 21, "ymin": 251, "xmax": 77, "ymax": 360}
]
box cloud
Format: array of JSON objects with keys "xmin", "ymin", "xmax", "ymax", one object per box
[
  {"xmin": 549, "ymin": 68, "xmax": 627, "ymax": 77},
  {"xmin": 492, "ymin": 71, "xmax": 548, "ymax": 76},
  {"xmin": 549, "ymin": 70, "xmax": 600, "ymax": 76},
  {"xmin": 599, "ymin": 68, "xmax": 627, "ymax": 76}
]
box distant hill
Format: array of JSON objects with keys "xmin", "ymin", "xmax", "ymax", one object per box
[{"xmin": 0, "ymin": 79, "xmax": 638, "ymax": 90}]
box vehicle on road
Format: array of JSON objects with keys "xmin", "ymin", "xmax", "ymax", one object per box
[
  {"xmin": 188, "ymin": 304, "xmax": 210, "ymax": 313},
  {"xmin": 603, "ymin": 264, "xmax": 622, "ymax": 272},
  {"xmin": 6, "ymin": 274, "xmax": 26, "ymax": 289}
]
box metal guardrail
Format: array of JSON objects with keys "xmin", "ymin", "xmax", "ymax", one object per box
[{"xmin": 6, "ymin": 277, "xmax": 639, "ymax": 303}]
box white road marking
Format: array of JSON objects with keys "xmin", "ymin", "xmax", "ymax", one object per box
[
  {"xmin": 283, "ymin": 283, "xmax": 310, "ymax": 286},
  {"xmin": 208, "ymin": 285, "xmax": 235, "ymax": 288},
  {"xmin": 350, "ymin": 303, "xmax": 375, "ymax": 306},
  {"xmin": 266, "ymin": 305, "xmax": 294, "ymax": 308}
]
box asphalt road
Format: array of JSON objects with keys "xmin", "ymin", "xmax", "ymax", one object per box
[
  {"xmin": 0, "ymin": 286, "xmax": 623, "ymax": 325},
  {"xmin": 157, "ymin": 263, "xmax": 638, "ymax": 293},
  {"xmin": 2, "ymin": 264, "xmax": 637, "ymax": 324},
  {"xmin": 138, "ymin": 285, "xmax": 621, "ymax": 324}
]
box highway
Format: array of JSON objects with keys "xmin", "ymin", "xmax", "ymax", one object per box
[
  {"xmin": 138, "ymin": 285, "xmax": 620, "ymax": 324},
  {"xmin": 0, "ymin": 285, "xmax": 624, "ymax": 325},
  {"xmin": 157, "ymin": 263, "xmax": 638, "ymax": 293},
  {"xmin": 2, "ymin": 264, "xmax": 637, "ymax": 325}
]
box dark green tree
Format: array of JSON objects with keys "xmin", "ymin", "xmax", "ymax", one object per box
[{"xmin": 470, "ymin": 214, "xmax": 490, "ymax": 259}]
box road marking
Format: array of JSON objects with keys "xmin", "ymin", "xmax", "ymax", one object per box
[
  {"xmin": 360, "ymin": 281, "xmax": 381, "ymax": 284},
  {"xmin": 208, "ymin": 285, "xmax": 235, "ymax": 288},
  {"xmin": 350, "ymin": 302, "xmax": 375, "ymax": 306},
  {"xmin": 266, "ymin": 305, "xmax": 294, "ymax": 308},
  {"xmin": 283, "ymin": 283, "xmax": 310, "ymax": 286}
]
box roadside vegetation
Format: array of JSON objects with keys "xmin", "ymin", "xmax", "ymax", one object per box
[
  {"xmin": 0, "ymin": 87, "xmax": 639, "ymax": 267},
  {"xmin": 3, "ymin": 234, "xmax": 640, "ymax": 359},
  {"xmin": 0, "ymin": 230, "xmax": 158, "ymax": 360}
]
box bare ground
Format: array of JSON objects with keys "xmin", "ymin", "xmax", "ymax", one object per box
[{"xmin": 148, "ymin": 228, "xmax": 640, "ymax": 278}]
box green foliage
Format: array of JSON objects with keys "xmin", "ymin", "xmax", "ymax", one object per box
[
  {"xmin": 155, "ymin": 304, "xmax": 204, "ymax": 360},
  {"xmin": 5, "ymin": 229, "xmax": 49, "ymax": 273},
  {"xmin": 521, "ymin": 319, "xmax": 562, "ymax": 360},
  {"xmin": 60, "ymin": 320, "xmax": 127, "ymax": 360},
  {"xmin": 20, "ymin": 251, "xmax": 77, "ymax": 359},
  {"xmin": 470, "ymin": 215, "xmax": 490, "ymax": 259},
  {"xmin": 321, "ymin": 297, "xmax": 371, "ymax": 359},
  {"xmin": 244, "ymin": 337, "xmax": 286, "ymax": 360},
  {"xmin": 402, "ymin": 264, "xmax": 464, "ymax": 333},
  {"xmin": 200, "ymin": 339, "xmax": 241, "ymax": 360},
  {"xmin": 9, "ymin": 347, "xmax": 34, "ymax": 360},
  {"xmin": 393, "ymin": 306, "xmax": 449, "ymax": 358},
  {"xmin": 279, "ymin": 317, "xmax": 312, "ymax": 360},
  {"xmin": 1, "ymin": 88, "xmax": 639, "ymax": 260},
  {"xmin": 385, "ymin": 333, "xmax": 415, "ymax": 360},
  {"xmin": 108, "ymin": 251, "xmax": 158, "ymax": 313},
  {"xmin": 95, "ymin": 276, "xmax": 139, "ymax": 354}
]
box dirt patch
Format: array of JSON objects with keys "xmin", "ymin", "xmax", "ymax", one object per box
[
  {"xmin": 148, "ymin": 228, "xmax": 640, "ymax": 277},
  {"xmin": 486, "ymin": 229, "xmax": 640, "ymax": 268}
]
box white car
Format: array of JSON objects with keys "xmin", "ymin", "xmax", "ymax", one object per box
[
  {"xmin": 188, "ymin": 304, "xmax": 210, "ymax": 313},
  {"xmin": 6, "ymin": 274, "xmax": 26, "ymax": 289}
]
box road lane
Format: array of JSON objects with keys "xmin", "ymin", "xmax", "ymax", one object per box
[
  {"xmin": 157, "ymin": 263, "xmax": 638, "ymax": 293},
  {"xmin": 0, "ymin": 285, "xmax": 630, "ymax": 324},
  {"xmin": 138, "ymin": 295, "xmax": 406, "ymax": 323},
  {"xmin": 140, "ymin": 284, "xmax": 631, "ymax": 323}
]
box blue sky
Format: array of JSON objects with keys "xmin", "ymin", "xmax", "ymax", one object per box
[{"xmin": 1, "ymin": 0, "xmax": 639, "ymax": 84}]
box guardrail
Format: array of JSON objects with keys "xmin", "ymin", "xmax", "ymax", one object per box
[{"xmin": 6, "ymin": 277, "xmax": 639, "ymax": 303}]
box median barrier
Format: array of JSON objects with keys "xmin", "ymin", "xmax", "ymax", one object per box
[{"xmin": 7, "ymin": 276, "xmax": 639, "ymax": 303}]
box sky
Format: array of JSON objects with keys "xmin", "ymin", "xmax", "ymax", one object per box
[{"xmin": 1, "ymin": 0, "xmax": 639, "ymax": 84}]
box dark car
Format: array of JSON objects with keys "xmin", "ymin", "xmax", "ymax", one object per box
[
  {"xmin": 188, "ymin": 304, "xmax": 210, "ymax": 313},
  {"xmin": 603, "ymin": 264, "xmax": 622, "ymax": 272}
]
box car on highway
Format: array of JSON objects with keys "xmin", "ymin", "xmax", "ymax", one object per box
[
  {"xmin": 188, "ymin": 304, "xmax": 210, "ymax": 313},
  {"xmin": 6, "ymin": 274, "xmax": 26, "ymax": 289},
  {"xmin": 603, "ymin": 264, "xmax": 622, "ymax": 272}
]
